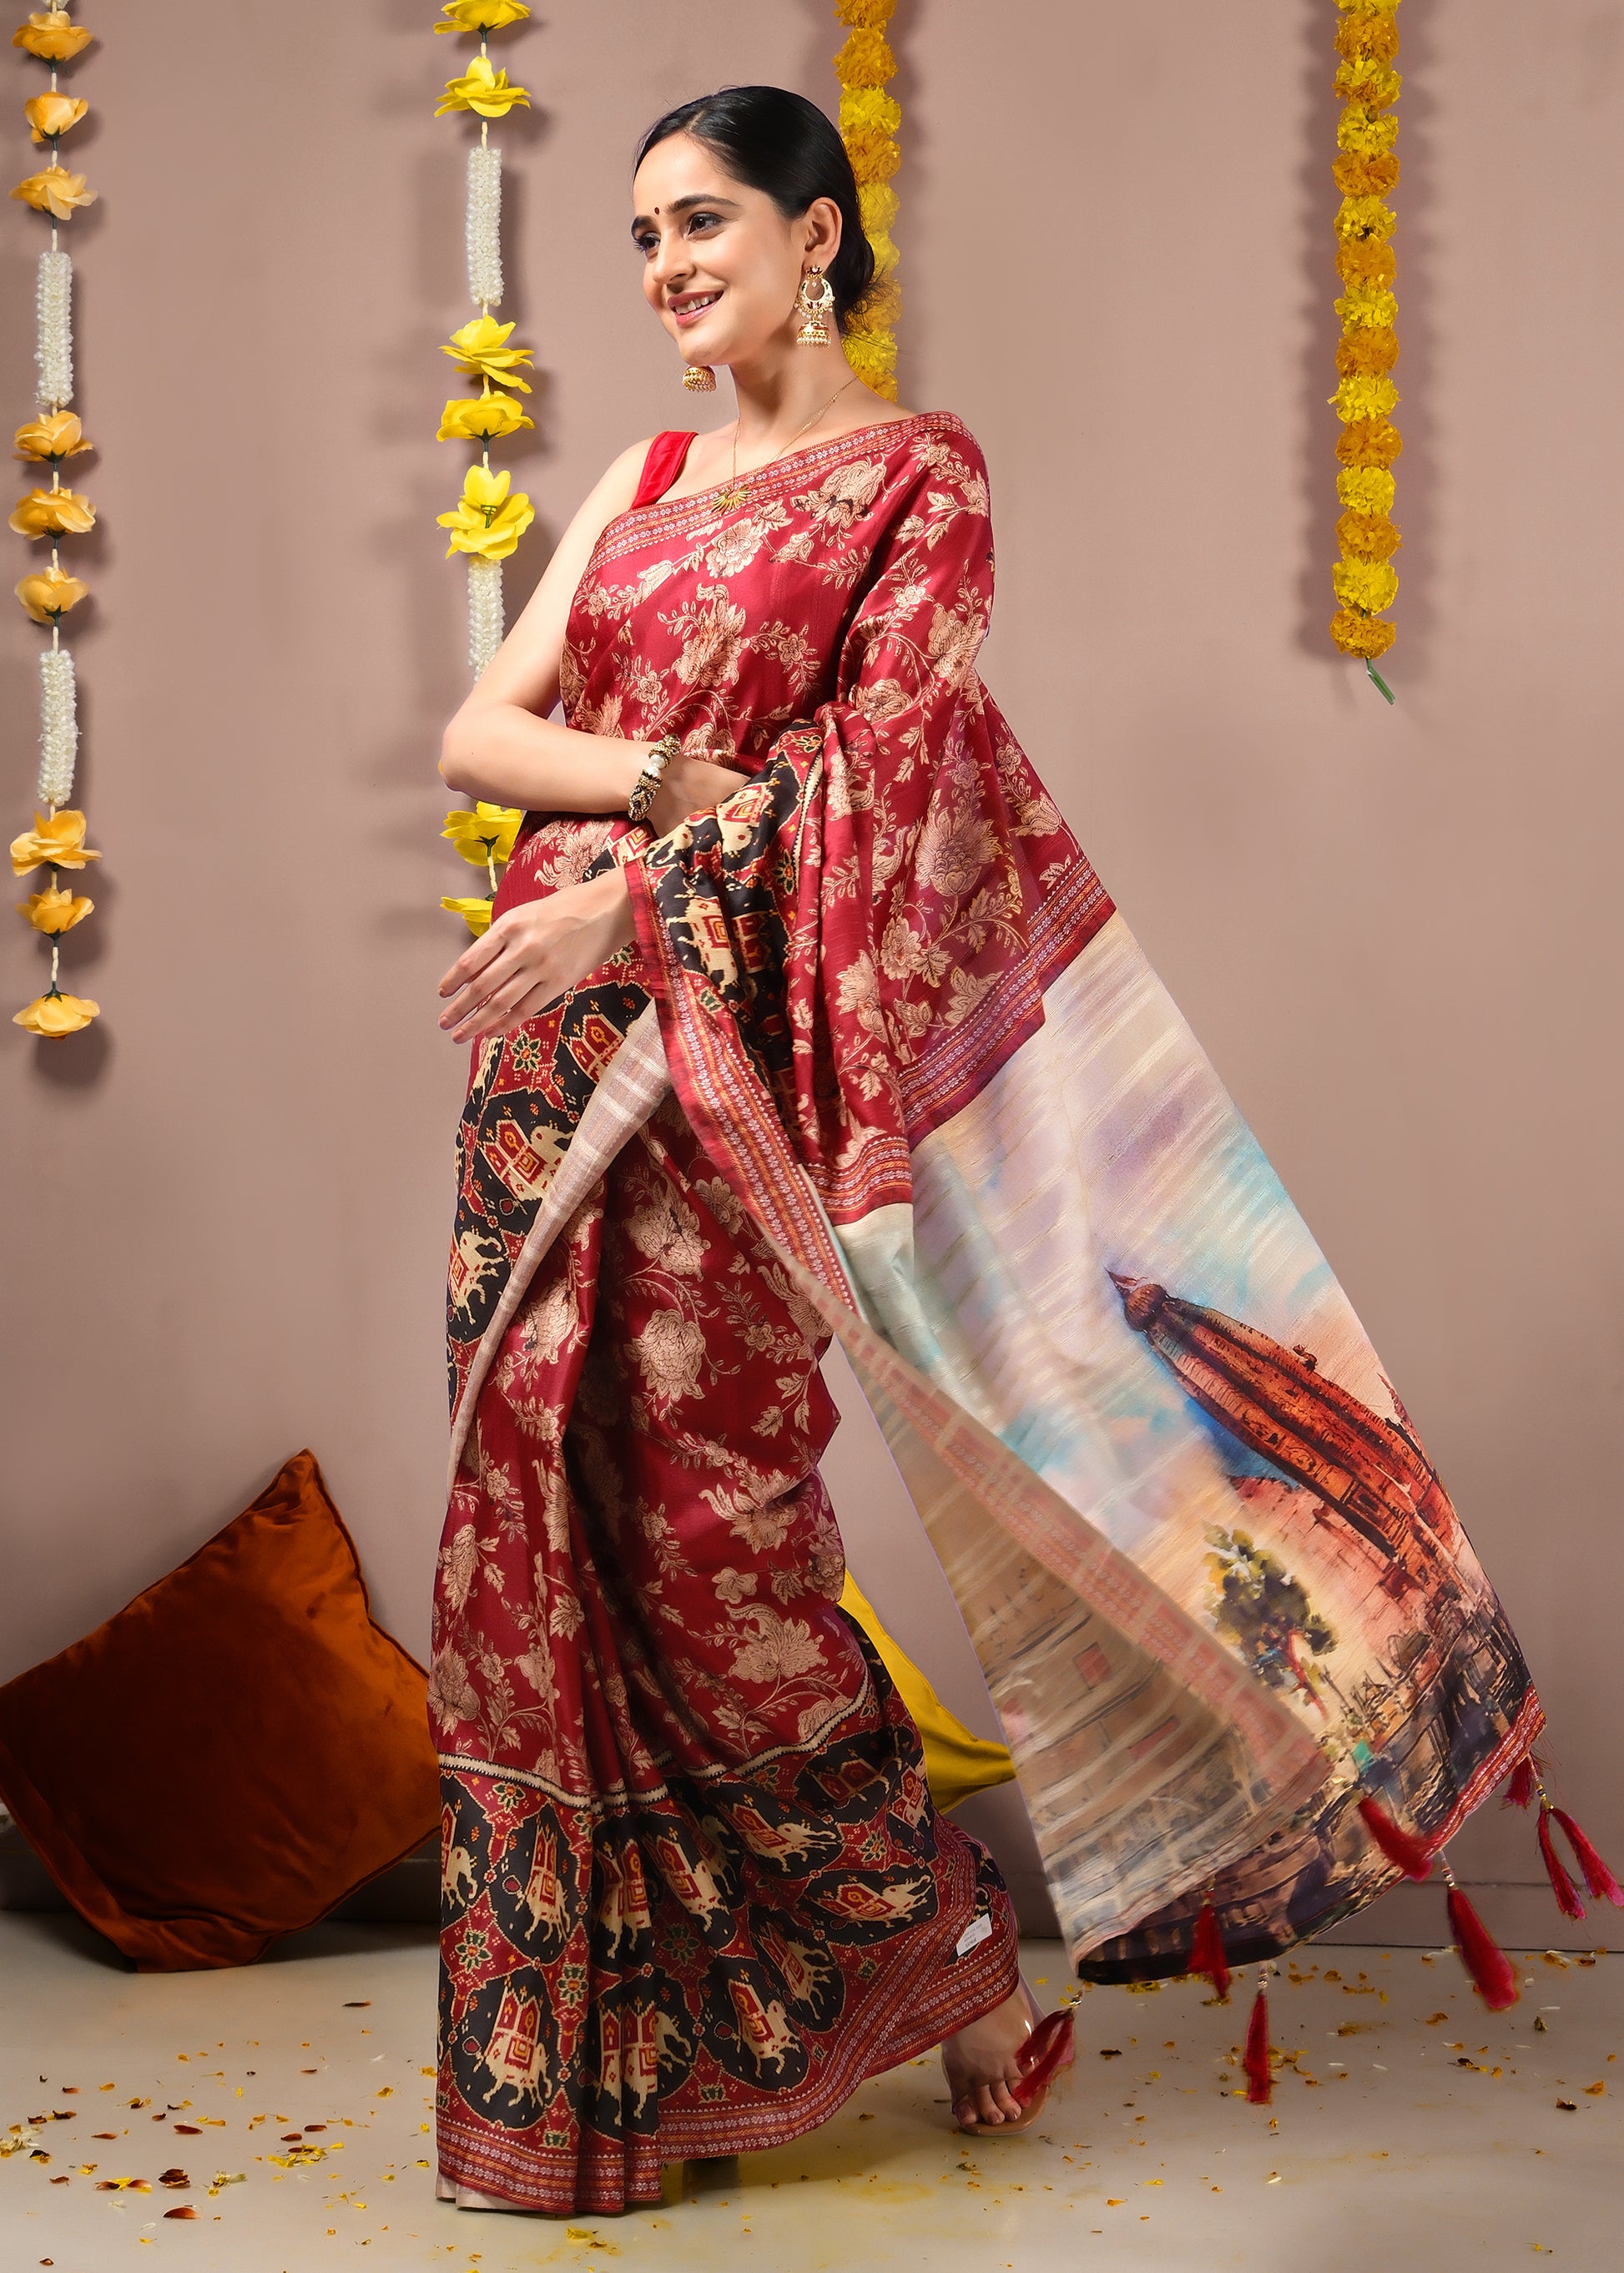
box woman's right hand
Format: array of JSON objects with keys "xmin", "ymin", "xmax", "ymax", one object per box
[{"xmin": 644, "ymin": 749, "xmax": 750, "ymax": 837}]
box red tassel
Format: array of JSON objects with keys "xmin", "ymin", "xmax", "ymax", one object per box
[
  {"xmin": 1538, "ymin": 1806, "xmax": 1587, "ymax": 1922},
  {"xmin": 1503, "ymin": 1755, "xmax": 1537, "ymax": 1811},
  {"xmin": 1551, "ymin": 1808, "xmax": 1624, "ymax": 1909},
  {"xmin": 1447, "ymin": 1884, "xmax": 1520, "ymax": 2012},
  {"xmin": 1188, "ymin": 1898, "xmax": 1231, "ymax": 2001},
  {"xmin": 1243, "ymin": 1983, "xmax": 1272, "ymax": 2104},
  {"xmin": 1359, "ymin": 1794, "xmax": 1434, "ymax": 1882}
]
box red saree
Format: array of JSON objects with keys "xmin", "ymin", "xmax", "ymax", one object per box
[
  {"xmin": 433, "ymin": 412, "xmax": 1540, "ymax": 2215},
  {"xmin": 432, "ymin": 416, "xmax": 1027, "ymax": 2215}
]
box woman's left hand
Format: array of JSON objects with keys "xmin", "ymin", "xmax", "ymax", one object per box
[{"xmin": 438, "ymin": 868, "xmax": 638, "ymax": 1044}]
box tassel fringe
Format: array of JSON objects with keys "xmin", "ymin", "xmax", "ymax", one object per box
[
  {"xmin": 1358, "ymin": 1793, "xmax": 1434, "ymax": 1882},
  {"xmin": 1550, "ymin": 1808, "xmax": 1624, "ymax": 1909},
  {"xmin": 1188, "ymin": 1898, "xmax": 1231, "ymax": 2002},
  {"xmin": 1538, "ymin": 1807, "xmax": 1587, "ymax": 1922},
  {"xmin": 1243, "ymin": 1981, "xmax": 1272, "ymax": 2104},
  {"xmin": 1503, "ymin": 1754, "xmax": 1537, "ymax": 1811},
  {"xmin": 1446, "ymin": 1883, "xmax": 1519, "ymax": 2011}
]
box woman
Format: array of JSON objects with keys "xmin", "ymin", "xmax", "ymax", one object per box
[{"xmin": 431, "ymin": 87, "xmax": 1538, "ymax": 2219}]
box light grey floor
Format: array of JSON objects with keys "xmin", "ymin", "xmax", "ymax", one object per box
[{"xmin": 2, "ymin": 1913, "xmax": 1617, "ymax": 2270}]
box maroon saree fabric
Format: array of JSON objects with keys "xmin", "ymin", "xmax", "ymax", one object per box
[{"xmin": 433, "ymin": 418, "xmax": 1027, "ymax": 2215}]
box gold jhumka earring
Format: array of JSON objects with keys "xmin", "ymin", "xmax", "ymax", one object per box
[
  {"xmin": 681, "ymin": 362, "xmax": 716, "ymax": 392},
  {"xmin": 794, "ymin": 267, "xmax": 835, "ymax": 347}
]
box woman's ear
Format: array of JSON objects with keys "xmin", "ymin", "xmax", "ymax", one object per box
[{"xmin": 802, "ymin": 194, "xmax": 844, "ymax": 268}]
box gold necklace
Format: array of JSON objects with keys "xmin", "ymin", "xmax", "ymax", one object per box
[{"xmin": 713, "ymin": 375, "xmax": 860, "ymax": 513}]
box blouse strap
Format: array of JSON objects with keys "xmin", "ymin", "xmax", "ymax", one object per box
[{"xmin": 631, "ymin": 430, "xmax": 697, "ymax": 510}]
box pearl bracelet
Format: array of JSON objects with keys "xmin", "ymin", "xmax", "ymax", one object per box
[{"xmin": 627, "ymin": 734, "xmax": 681, "ymax": 826}]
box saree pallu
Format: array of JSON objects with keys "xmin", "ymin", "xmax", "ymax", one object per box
[{"xmin": 433, "ymin": 412, "xmax": 1538, "ymax": 2214}]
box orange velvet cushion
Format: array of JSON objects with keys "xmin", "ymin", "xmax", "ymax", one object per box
[{"xmin": 0, "ymin": 1450, "xmax": 439, "ymax": 1970}]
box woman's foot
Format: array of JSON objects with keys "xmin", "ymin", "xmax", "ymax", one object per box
[{"xmin": 940, "ymin": 1979, "xmax": 1075, "ymax": 2133}]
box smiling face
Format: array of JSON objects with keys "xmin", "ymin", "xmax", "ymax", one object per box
[{"xmin": 631, "ymin": 131, "xmax": 842, "ymax": 372}]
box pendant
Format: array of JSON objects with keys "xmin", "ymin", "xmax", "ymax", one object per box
[{"xmin": 713, "ymin": 486, "xmax": 746, "ymax": 513}]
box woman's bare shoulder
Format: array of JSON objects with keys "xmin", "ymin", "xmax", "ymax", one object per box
[{"xmin": 591, "ymin": 434, "xmax": 661, "ymax": 518}]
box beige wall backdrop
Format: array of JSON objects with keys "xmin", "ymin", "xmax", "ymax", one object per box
[{"xmin": 4, "ymin": 2, "xmax": 1620, "ymax": 1903}]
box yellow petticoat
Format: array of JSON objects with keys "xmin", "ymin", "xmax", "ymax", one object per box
[{"xmin": 839, "ymin": 1571, "xmax": 1016, "ymax": 1815}]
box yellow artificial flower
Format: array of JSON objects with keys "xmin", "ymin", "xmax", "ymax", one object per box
[
  {"xmin": 1336, "ymin": 10, "xmax": 1400, "ymax": 67},
  {"xmin": 436, "ymin": 390, "xmax": 532, "ymax": 443},
  {"xmin": 1332, "ymin": 557, "xmax": 1399, "ymax": 614},
  {"xmin": 433, "ymin": 0, "xmax": 530, "ymax": 31},
  {"xmin": 1335, "ymin": 57, "xmax": 1401, "ymax": 107},
  {"xmin": 1334, "ymin": 283, "xmax": 1399, "ymax": 330},
  {"xmin": 441, "ymin": 894, "xmax": 494, "ymax": 935},
  {"xmin": 834, "ymin": 27, "xmax": 895, "ymax": 86},
  {"xmin": 10, "ymin": 484, "xmax": 94, "ymax": 537},
  {"xmin": 835, "ymin": 0, "xmax": 896, "ymax": 28},
  {"xmin": 1336, "ymin": 103, "xmax": 1399, "ymax": 157},
  {"xmin": 839, "ymin": 113, "xmax": 900, "ymax": 187},
  {"xmin": 1336, "ymin": 414, "xmax": 1403, "ymax": 469},
  {"xmin": 1329, "ymin": 373, "xmax": 1400, "ymax": 424},
  {"xmin": 17, "ymin": 882, "xmax": 92, "ymax": 933},
  {"xmin": 857, "ymin": 181, "xmax": 899, "ymax": 239},
  {"xmin": 1333, "ymin": 193, "xmax": 1395, "ymax": 244},
  {"xmin": 1336, "ymin": 507, "xmax": 1402, "ymax": 563},
  {"xmin": 1336, "ymin": 465, "xmax": 1396, "ymax": 517},
  {"xmin": 15, "ymin": 563, "xmax": 88, "ymax": 621},
  {"xmin": 441, "ymin": 314, "xmax": 533, "ymax": 392},
  {"xmin": 1333, "ymin": 149, "xmax": 1400, "ymax": 198},
  {"xmin": 437, "ymin": 463, "xmax": 535, "ymax": 561},
  {"xmin": 12, "ymin": 12, "xmax": 93, "ymax": 63},
  {"xmin": 441, "ymin": 802, "xmax": 522, "ymax": 867},
  {"xmin": 10, "ymin": 163, "xmax": 95, "ymax": 219},
  {"xmin": 435, "ymin": 54, "xmax": 531, "ymax": 118},
  {"xmin": 24, "ymin": 91, "xmax": 88, "ymax": 144},
  {"xmin": 1336, "ymin": 0, "xmax": 1401, "ymax": 16},
  {"xmin": 1338, "ymin": 325, "xmax": 1397, "ymax": 384},
  {"xmin": 11, "ymin": 808, "xmax": 100, "ymax": 874},
  {"xmin": 1330, "ymin": 605, "xmax": 1397, "ymax": 660},
  {"xmin": 13, "ymin": 988, "xmax": 98, "ymax": 1036},
  {"xmin": 839, "ymin": 84, "xmax": 901, "ymax": 139},
  {"xmin": 14, "ymin": 410, "xmax": 89, "ymax": 461}
]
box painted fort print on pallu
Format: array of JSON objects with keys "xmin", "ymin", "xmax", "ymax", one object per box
[{"xmin": 812, "ymin": 915, "xmax": 1539, "ymax": 1978}]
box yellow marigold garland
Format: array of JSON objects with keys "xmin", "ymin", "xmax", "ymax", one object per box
[
  {"xmin": 432, "ymin": 2, "xmax": 529, "ymax": 934},
  {"xmin": 834, "ymin": 0, "xmax": 901, "ymax": 401},
  {"xmin": 1330, "ymin": 0, "xmax": 1402, "ymax": 698},
  {"xmin": 9, "ymin": 3, "xmax": 100, "ymax": 1037}
]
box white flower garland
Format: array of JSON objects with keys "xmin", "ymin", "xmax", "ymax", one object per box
[
  {"xmin": 466, "ymin": 142, "xmax": 503, "ymax": 311},
  {"xmin": 467, "ymin": 553, "xmax": 503, "ymax": 676},
  {"xmin": 35, "ymin": 246, "xmax": 72, "ymax": 407},
  {"xmin": 37, "ymin": 645, "xmax": 78, "ymax": 808},
  {"xmin": 465, "ymin": 137, "xmax": 505, "ymax": 671}
]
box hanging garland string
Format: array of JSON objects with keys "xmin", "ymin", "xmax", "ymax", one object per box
[
  {"xmin": 432, "ymin": 0, "xmax": 531, "ymax": 938},
  {"xmin": 1329, "ymin": 0, "xmax": 1402, "ymax": 703},
  {"xmin": 834, "ymin": 0, "xmax": 901, "ymax": 402},
  {"xmin": 8, "ymin": 3, "xmax": 99, "ymax": 1039}
]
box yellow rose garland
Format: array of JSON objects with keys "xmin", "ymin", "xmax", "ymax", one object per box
[
  {"xmin": 9, "ymin": 0, "xmax": 99, "ymax": 1036},
  {"xmin": 433, "ymin": 3, "xmax": 529, "ymax": 935},
  {"xmin": 1329, "ymin": 0, "xmax": 1402, "ymax": 700},
  {"xmin": 833, "ymin": 0, "xmax": 901, "ymax": 402}
]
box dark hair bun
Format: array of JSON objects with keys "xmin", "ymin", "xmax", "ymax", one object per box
[{"xmin": 635, "ymin": 85, "xmax": 875, "ymax": 330}]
